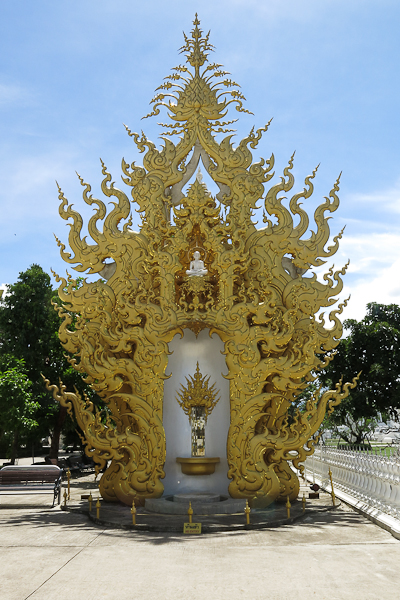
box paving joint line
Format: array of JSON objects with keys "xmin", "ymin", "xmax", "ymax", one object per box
[{"xmin": 23, "ymin": 528, "xmax": 107, "ymax": 600}]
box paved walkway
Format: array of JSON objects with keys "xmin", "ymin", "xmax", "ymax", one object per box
[{"xmin": 1, "ymin": 477, "xmax": 400, "ymax": 600}]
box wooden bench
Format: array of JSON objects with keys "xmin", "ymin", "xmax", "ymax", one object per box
[{"xmin": 0, "ymin": 465, "xmax": 63, "ymax": 507}]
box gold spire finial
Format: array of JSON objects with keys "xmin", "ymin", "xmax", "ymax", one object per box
[
  {"xmin": 180, "ymin": 14, "xmax": 213, "ymax": 76},
  {"xmin": 142, "ymin": 14, "xmax": 252, "ymax": 130}
]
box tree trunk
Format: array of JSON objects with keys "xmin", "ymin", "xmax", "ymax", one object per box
[
  {"xmin": 10, "ymin": 430, "xmax": 19, "ymax": 465},
  {"xmin": 48, "ymin": 406, "xmax": 67, "ymax": 462}
]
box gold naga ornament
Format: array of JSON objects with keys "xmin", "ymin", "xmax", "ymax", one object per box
[{"xmin": 44, "ymin": 15, "xmax": 357, "ymax": 507}]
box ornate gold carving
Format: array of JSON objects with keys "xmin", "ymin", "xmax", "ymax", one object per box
[
  {"xmin": 176, "ymin": 363, "xmax": 220, "ymax": 422},
  {"xmin": 49, "ymin": 15, "xmax": 357, "ymax": 507}
]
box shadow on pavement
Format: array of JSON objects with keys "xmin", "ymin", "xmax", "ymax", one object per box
[{"xmin": 0, "ymin": 500, "xmax": 375, "ymax": 547}]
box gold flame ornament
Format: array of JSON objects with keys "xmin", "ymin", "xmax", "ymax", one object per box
[
  {"xmin": 45, "ymin": 15, "xmax": 358, "ymax": 507},
  {"xmin": 176, "ymin": 363, "xmax": 220, "ymax": 422}
]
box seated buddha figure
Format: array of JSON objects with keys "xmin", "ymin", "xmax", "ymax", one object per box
[{"xmin": 186, "ymin": 251, "xmax": 208, "ymax": 277}]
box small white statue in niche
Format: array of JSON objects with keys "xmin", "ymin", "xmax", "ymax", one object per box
[{"xmin": 186, "ymin": 250, "xmax": 208, "ymax": 277}]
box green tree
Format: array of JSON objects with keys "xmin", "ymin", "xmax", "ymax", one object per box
[
  {"xmin": 0, "ymin": 265, "xmax": 94, "ymax": 461},
  {"xmin": 318, "ymin": 303, "xmax": 400, "ymax": 444},
  {"xmin": 0, "ymin": 356, "xmax": 39, "ymax": 463}
]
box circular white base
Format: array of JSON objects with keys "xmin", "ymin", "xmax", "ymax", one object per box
[
  {"xmin": 173, "ymin": 493, "xmax": 220, "ymax": 503},
  {"xmin": 144, "ymin": 496, "xmax": 246, "ymax": 515}
]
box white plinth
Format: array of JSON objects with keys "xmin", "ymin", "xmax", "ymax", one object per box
[
  {"xmin": 173, "ymin": 493, "xmax": 220, "ymax": 503},
  {"xmin": 162, "ymin": 328, "xmax": 230, "ymax": 496}
]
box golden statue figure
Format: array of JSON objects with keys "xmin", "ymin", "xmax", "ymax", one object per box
[{"xmin": 44, "ymin": 15, "xmax": 357, "ymax": 507}]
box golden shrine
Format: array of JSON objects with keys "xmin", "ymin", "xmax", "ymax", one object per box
[{"xmin": 45, "ymin": 16, "xmax": 357, "ymax": 508}]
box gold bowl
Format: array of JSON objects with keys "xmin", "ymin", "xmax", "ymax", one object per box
[{"xmin": 176, "ymin": 457, "xmax": 220, "ymax": 476}]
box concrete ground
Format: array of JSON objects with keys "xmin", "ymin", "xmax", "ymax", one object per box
[{"xmin": 1, "ymin": 481, "xmax": 400, "ymax": 600}]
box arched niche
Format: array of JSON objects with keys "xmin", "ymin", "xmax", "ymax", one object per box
[{"xmin": 162, "ymin": 328, "xmax": 230, "ymax": 495}]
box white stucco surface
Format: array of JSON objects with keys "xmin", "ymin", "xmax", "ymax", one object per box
[{"xmin": 162, "ymin": 328, "xmax": 230, "ymax": 495}]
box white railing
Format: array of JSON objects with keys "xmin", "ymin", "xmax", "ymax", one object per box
[{"xmin": 305, "ymin": 445, "xmax": 400, "ymax": 520}]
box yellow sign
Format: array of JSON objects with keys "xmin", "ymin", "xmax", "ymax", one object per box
[{"xmin": 183, "ymin": 523, "xmax": 202, "ymax": 534}]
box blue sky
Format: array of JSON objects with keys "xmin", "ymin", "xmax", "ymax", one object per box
[{"xmin": 0, "ymin": 0, "xmax": 399, "ymax": 321}]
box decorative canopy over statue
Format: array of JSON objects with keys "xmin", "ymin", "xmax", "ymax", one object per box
[{"xmin": 44, "ymin": 15, "xmax": 357, "ymax": 507}]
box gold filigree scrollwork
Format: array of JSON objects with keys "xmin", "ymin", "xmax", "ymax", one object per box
[
  {"xmin": 176, "ymin": 362, "xmax": 220, "ymax": 422},
  {"xmin": 50, "ymin": 15, "xmax": 355, "ymax": 506}
]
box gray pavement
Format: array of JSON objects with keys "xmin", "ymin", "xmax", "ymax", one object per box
[{"xmin": 1, "ymin": 480, "xmax": 400, "ymax": 600}]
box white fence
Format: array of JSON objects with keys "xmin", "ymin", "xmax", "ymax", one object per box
[{"xmin": 305, "ymin": 445, "xmax": 400, "ymax": 520}]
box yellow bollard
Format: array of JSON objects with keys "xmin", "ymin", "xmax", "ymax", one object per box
[
  {"xmin": 66, "ymin": 468, "xmax": 71, "ymax": 500},
  {"xmin": 286, "ymin": 495, "xmax": 291, "ymax": 519},
  {"xmin": 245, "ymin": 499, "xmax": 251, "ymax": 525},
  {"xmin": 328, "ymin": 468, "xmax": 336, "ymax": 507},
  {"xmin": 96, "ymin": 497, "xmax": 101, "ymax": 520},
  {"xmin": 302, "ymin": 492, "xmax": 306, "ymax": 514},
  {"xmin": 63, "ymin": 490, "xmax": 67, "ymax": 507},
  {"xmin": 188, "ymin": 502, "xmax": 193, "ymax": 524},
  {"xmin": 131, "ymin": 500, "xmax": 137, "ymax": 525},
  {"xmin": 88, "ymin": 492, "xmax": 93, "ymax": 512}
]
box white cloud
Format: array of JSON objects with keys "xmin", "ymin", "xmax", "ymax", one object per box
[
  {"xmin": 337, "ymin": 232, "xmax": 400, "ymax": 274},
  {"xmin": 323, "ymin": 231, "xmax": 400, "ymax": 321},
  {"xmin": 306, "ymin": 178, "xmax": 400, "ymax": 322},
  {"xmin": 0, "ymin": 83, "xmax": 32, "ymax": 108},
  {"xmin": 348, "ymin": 180, "xmax": 400, "ymax": 215},
  {"xmin": 0, "ymin": 147, "xmax": 96, "ymax": 241},
  {"xmin": 307, "ymin": 229, "xmax": 400, "ymax": 323},
  {"xmin": 339, "ymin": 255, "xmax": 400, "ymax": 322}
]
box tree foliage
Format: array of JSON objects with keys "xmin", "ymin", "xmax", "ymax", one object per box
[
  {"xmin": 0, "ymin": 355, "xmax": 39, "ymax": 462},
  {"xmin": 319, "ymin": 302, "xmax": 400, "ymax": 443},
  {"xmin": 0, "ymin": 265, "xmax": 98, "ymax": 460}
]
